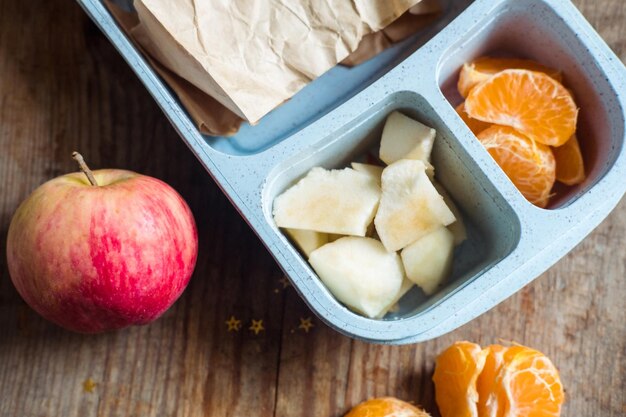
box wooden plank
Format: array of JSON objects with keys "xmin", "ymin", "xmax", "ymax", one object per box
[
  {"xmin": 0, "ymin": 0, "xmax": 624, "ymax": 416},
  {"xmin": 0, "ymin": 1, "xmax": 285, "ymax": 416}
]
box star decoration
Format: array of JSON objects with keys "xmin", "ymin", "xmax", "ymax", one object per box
[
  {"xmin": 82, "ymin": 378, "xmax": 97, "ymax": 393},
  {"xmin": 298, "ymin": 317, "xmax": 314, "ymax": 333},
  {"xmin": 225, "ymin": 316, "xmax": 242, "ymax": 332},
  {"xmin": 279, "ymin": 277, "xmax": 290, "ymax": 289},
  {"xmin": 249, "ymin": 319, "xmax": 265, "ymax": 335}
]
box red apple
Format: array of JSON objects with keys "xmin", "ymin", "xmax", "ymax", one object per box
[{"xmin": 6, "ymin": 153, "xmax": 198, "ymax": 333}]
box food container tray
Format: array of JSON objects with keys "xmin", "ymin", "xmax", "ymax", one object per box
[{"xmin": 76, "ymin": 0, "xmax": 626, "ymax": 344}]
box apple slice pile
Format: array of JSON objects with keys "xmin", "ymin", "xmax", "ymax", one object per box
[{"xmin": 273, "ymin": 112, "xmax": 467, "ymax": 318}]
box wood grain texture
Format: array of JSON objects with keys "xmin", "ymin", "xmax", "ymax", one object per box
[{"xmin": 0, "ymin": 1, "xmax": 624, "ymax": 416}]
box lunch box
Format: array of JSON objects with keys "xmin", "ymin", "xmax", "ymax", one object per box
[{"xmin": 77, "ymin": 0, "xmax": 626, "ymax": 344}]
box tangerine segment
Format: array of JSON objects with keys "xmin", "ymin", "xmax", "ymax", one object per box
[
  {"xmin": 465, "ymin": 69, "xmax": 578, "ymax": 147},
  {"xmin": 477, "ymin": 126, "xmax": 556, "ymax": 208},
  {"xmin": 553, "ymin": 135, "xmax": 586, "ymax": 186},
  {"xmin": 491, "ymin": 346, "xmax": 565, "ymax": 417},
  {"xmin": 477, "ymin": 345, "xmax": 508, "ymax": 417},
  {"xmin": 344, "ymin": 397, "xmax": 431, "ymax": 417},
  {"xmin": 455, "ymin": 102, "xmax": 492, "ymax": 135},
  {"xmin": 458, "ymin": 57, "xmax": 562, "ymax": 98},
  {"xmin": 433, "ymin": 341, "xmax": 488, "ymax": 417}
]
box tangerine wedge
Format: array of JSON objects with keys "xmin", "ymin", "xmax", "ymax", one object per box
[
  {"xmin": 344, "ymin": 397, "xmax": 430, "ymax": 417},
  {"xmin": 477, "ymin": 126, "xmax": 556, "ymax": 208},
  {"xmin": 433, "ymin": 341, "xmax": 488, "ymax": 417},
  {"xmin": 465, "ymin": 69, "xmax": 578, "ymax": 147},
  {"xmin": 456, "ymin": 102, "xmax": 492, "ymax": 135},
  {"xmin": 477, "ymin": 345, "xmax": 508, "ymax": 417},
  {"xmin": 458, "ymin": 57, "xmax": 562, "ymax": 98},
  {"xmin": 487, "ymin": 345, "xmax": 565, "ymax": 417},
  {"xmin": 434, "ymin": 342, "xmax": 565, "ymax": 417},
  {"xmin": 553, "ymin": 135, "xmax": 586, "ymax": 186}
]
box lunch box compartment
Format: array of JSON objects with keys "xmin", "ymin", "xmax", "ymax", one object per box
[
  {"xmin": 437, "ymin": 0, "xmax": 625, "ymax": 209},
  {"xmin": 264, "ymin": 91, "xmax": 521, "ymax": 319},
  {"xmin": 77, "ymin": 0, "xmax": 626, "ymax": 342}
]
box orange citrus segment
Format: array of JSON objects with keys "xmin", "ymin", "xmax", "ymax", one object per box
[
  {"xmin": 433, "ymin": 341, "xmax": 488, "ymax": 417},
  {"xmin": 458, "ymin": 57, "xmax": 562, "ymax": 98},
  {"xmin": 434, "ymin": 342, "xmax": 564, "ymax": 417},
  {"xmin": 465, "ymin": 69, "xmax": 578, "ymax": 147},
  {"xmin": 477, "ymin": 126, "xmax": 556, "ymax": 208},
  {"xmin": 344, "ymin": 397, "xmax": 431, "ymax": 417},
  {"xmin": 553, "ymin": 135, "xmax": 586, "ymax": 186},
  {"xmin": 477, "ymin": 345, "xmax": 508, "ymax": 417},
  {"xmin": 492, "ymin": 345, "xmax": 565, "ymax": 417},
  {"xmin": 456, "ymin": 102, "xmax": 492, "ymax": 135}
]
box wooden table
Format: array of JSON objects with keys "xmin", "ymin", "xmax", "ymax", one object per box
[{"xmin": 1, "ymin": 1, "xmax": 624, "ymax": 416}]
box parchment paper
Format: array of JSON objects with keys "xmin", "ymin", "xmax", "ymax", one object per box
[
  {"xmin": 133, "ymin": 0, "xmax": 423, "ymax": 123},
  {"xmin": 105, "ymin": 0, "xmax": 441, "ymax": 136}
]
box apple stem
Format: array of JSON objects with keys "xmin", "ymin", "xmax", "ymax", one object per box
[{"xmin": 72, "ymin": 152, "xmax": 99, "ymax": 186}]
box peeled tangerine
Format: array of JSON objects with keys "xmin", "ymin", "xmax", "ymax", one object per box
[
  {"xmin": 477, "ymin": 126, "xmax": 556, "ymax": 208},
  {"xmin": 309, "ymin": 237, "xmax": 404, "ymax": 318},
  {"xmin": 482, "ymin": 345, "xmax": 564, "ymax": 417},
  {"xmin": 457, "ymin": 57, "xmax": 563, "ymax": 98},
  {"xmin": 455, "ymin": 102, "xmax": 492, "ymax": 136},
  {"xmin": 375, "ymin": 160, "xmax": 456, "ymax": 252},
  {"xmin": 553, "ymin": 134, "xmax": 585, "ymax": 186},
  {"xmin": 434, "ymin": 342, "xmax": 565, "ymax": 417},
  {"xmin": 465, "ymin": 69, "xmax": 578, "ymax": 148},
  {"xmin": 380, "ymin": 111, "xmax": 436, "ymax": 165},
  {"xmin": 345, "ymin": 397, "xmax": 431, "ymax": 417},
  {"xmin": 401, "ymin": 227, "xmax": 454, "ymax": 295},
  {"xmin": 433, "ymin": 341, "xmax": 488, "ymax": 417},
  {"xmin": 273, "ymin": 167, "xmax": 380, "ymax": 236}
]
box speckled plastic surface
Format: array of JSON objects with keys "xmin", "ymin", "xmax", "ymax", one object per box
[{"xmin": 77, "ymin": 0, "xmax": 626, "ymax": 344}]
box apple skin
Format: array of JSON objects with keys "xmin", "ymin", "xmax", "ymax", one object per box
[{"xmin": 6, "ymin": 169, "xmax": 198, "ymax": 333}]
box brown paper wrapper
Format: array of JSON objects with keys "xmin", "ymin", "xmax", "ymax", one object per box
[
  {"xmin": 104, "ymin": 1, "xmax": 440, "ymax": 137},
  {"xmin": 342, "ymin": 10, "xmax": 442, "ymax": 66},
  {"xmin": 134, "ymin": 0, "xmax": 423, "ymax": 124},
  {"xmin": 106, "ymin": 2, "xmax": 243, "ymax": 136}
]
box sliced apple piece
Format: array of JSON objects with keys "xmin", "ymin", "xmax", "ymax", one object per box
[
  {"xmin": 375, "ymin": 160, "xmax": 456, "ymax": 252},
  {"xmin": 375, "ymin": 277, "xmax": 415, "ymax": 319},
  {"xmin": 309, "ymin": 237, "xmax": 404, "ymax": 318},
  {"xmin": 432, "ymin": 182, "xmax": 467, "ymax": 245},
  {"xmin": 379, "ymin": 111, "xmax": 436, "ymax": 165},
  {"xmin": 273, "ymin": 167, "xmax": 381, "ymax": 236},
  {"xmin": 351, "ymin": 162, "xmax": 384, "ymax": 185},
  {"xmin": 424, "ymin": 161, "xmax": 436, "ymax": 180},
  {"xmin": 327, "ymin": 233, "xmax": 344, "ymax": 242},
  {"xmin": 401, "ymin": 226, "xmax": 454, "ymax": 295},
  {"xmin": 285, "ymin": 228, "xmax": 329, "ymax": 257}
]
